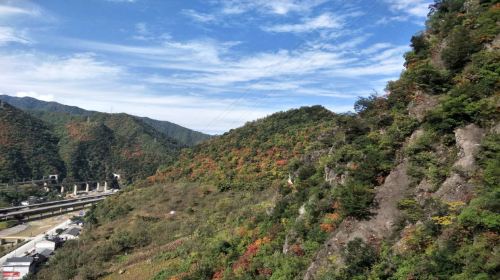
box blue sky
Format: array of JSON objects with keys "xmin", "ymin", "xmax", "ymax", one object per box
[{"xmin": 0, "ymin": 0, "xmax": 431, "ymax": 134}]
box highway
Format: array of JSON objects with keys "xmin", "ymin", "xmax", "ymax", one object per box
[
  {"xmin": 0, "ymin": 192, "xmax": 115, "ymax": 221},
  {"xmin": 0, "ymin": 193, "xmax": 114, "ymax": 214}
]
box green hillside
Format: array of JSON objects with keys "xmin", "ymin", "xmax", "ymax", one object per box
[
  {"xmin": 36, "ymin": 1, "xmax": 499, "ymax": 279},
  {"xmin": 38, "ymin": 111, "xmax": 182, "ymax": 183},
  {"xmin": 139, "ymin": 117, "xmax": 212, "ymax": 146},
  {"xmin": 0, "ymin": 95, "xmax": 211, "ymax": 146},
  {"xmin": 0, "ymin": 101, "xmax": 182, "ymax": 184},
  {"xmin": 0, "ymin": 102, "xmax": 66, "ymax": 183}
]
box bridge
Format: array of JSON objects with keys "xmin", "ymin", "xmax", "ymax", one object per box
[{"xmin": 0, "ymin": 193, "xmax": 115, "ymax": 221}]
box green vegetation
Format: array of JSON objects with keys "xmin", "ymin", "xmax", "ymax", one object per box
[
  {"xmin": 0, "ymin": 103, "xmax": 65, "ymax": 183},
  {"xmin": 31, "ymin": 0, "xmax": 500, "ymax": 279},
  {"xmin": 0, "ymin": 100, "xmax": 185, "ymax": 185}
]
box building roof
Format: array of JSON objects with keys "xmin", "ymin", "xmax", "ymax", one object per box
[
  {"xmin": 61, "ymin": 227, "xmax": 80, "ymax": 236},
  {"xmin": 3, "ymin": 256, "xmax": 34, "ymax": 266},
  {"xmin": 36, "ymin": 239, "xmax": 55, "ymax": 245},
  {"xmin": 38, "ymin": 249, "xmax": 53, "ymax": 258}
]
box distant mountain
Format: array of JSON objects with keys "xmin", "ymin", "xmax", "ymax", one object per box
[
  {"xmin": 0, "ymin": 95, "xmax": 94, "ymax": 116},
  {"xmin": 139, "ymin": 117, "xmax": 211, "ymax": 147},
  {"xmin": 56, "ymin": 112, "xmax": 182, "ymax": 183},
  {"xmin": 0, "ymin": 99, "xmax": 183, "ymax": 183},
  {"xmin": 0, "ymin": 95, "xmax": 211, "ymax": 146},
  {"xmin": 0, "ymin": 101, "xmax": 66, "ymax": 183}
]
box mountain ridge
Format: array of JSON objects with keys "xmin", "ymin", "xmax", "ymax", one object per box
[{"xmin": 0, "ymin": 95, "xmax": 211, "ymax": 146}]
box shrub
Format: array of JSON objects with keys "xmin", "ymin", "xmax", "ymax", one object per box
[
  {"xmin": 341, "ymin": 238, "xmax": 378, "ymax": 277},
  {"xmin": 442, "ymin": 25, "xmax": 478, "ymax": 72},
  {"xmin": 335, "ymin": 181, "xmax": 375, "ymax": 219}
]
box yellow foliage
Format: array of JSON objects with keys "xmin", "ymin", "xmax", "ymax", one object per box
[
  {"xmin": 431, "ymin": 215, "xmax": 456, "ymax": 225},
  {"xmin": 446, "ymin": 201, "xmax": 465, "ymax": 212}
]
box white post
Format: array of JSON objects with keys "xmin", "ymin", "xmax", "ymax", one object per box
[
  {"xmin": 61, "ymin": 186, "xmax": 65, "ymax": 193},
  {"xmin": 96, "ymin": 182, "xmax": 100, "ymax": 192},
  {"xmin": 73, "ymin": 185, "xmax": 77, "ymax": 196},
  {"xmin": 85, "ymin": 183, "xmax": 90, "ymax": 192},
  {"xmin": 104, "ymin": 181, "xmax": 108, "ymax": 192}
]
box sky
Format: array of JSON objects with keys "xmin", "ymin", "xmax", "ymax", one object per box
[{"xmin": 0, "ymin": 0, "xmax": 432, "ymax": 134}]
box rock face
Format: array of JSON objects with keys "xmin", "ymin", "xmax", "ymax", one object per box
[
  {"xmin": 453, "ymin": 124, "xmax": 485, "ymax": 174},
  {"xmin": 303, "ymin": 162, "xmax": 410, "ymax": 280},
  {"xmin": 408, "ymin": 92, "xmax": 440, "ymax": 122},
  {"xmin": 434, "ymin": 124, "xmax": 485, "ymax": 203}
]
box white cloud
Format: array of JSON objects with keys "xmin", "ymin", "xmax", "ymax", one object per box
[
  {"xmin": 15, "ymin": 91, "xmax": 54, "ymax": 101},
  {"xmin": 0, "ymin": 4, "xmax": 34, "ymax": 17},
  {"xmin": 0, "ymin": 1, "xmax": 44, "ymax": 19},
  {"xmin": 383, "ymin": 0, "xmax": 431, "ymax": 18},
  {"xmin": 219, "ymin": 0, "xmax": 327, "ymax": 15},
  {"xmin": 0, "ymin": 26, "xmax": 31, "ymax": 45},
  {"xmin": 131, "ymin": 22, "xmax": 165, "ymax": 41},
  {"xmin": 263, "ymin": 13, "xmax": 342, "ymax": 33},
  {"xmin": 182, "ymin": 9, "xmax": 217, "ymax": 23},
  {"xmin": 375, "ymin": 15, "xmax": 409, "ymax": 25},
  {"xmin": 30, "ymin": 53, "xmax": 122, "ymax": 81},
  {"xmin": 359, "ymin": 42, "xmax": 393, "ymax": 55}
]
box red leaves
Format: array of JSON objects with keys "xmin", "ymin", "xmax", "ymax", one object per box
[
  {"xmin": 212, "ymin": 269, "xmax": 225, "ymax": 280},
  {"xmin": 291, "ymin": 244, "xmax": 305, "ymax": 256},
  {"xmin": 276, "ymin": 159, "xmax": 288, "ymax": 166},
  {"xmin": 232, "ymin": 237, "xmax": 270, "ymax": 272}
]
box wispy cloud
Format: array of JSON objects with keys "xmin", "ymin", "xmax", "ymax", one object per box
[
  {"xmin": 263, "ymin": 12, "xmax": 342, "ymax": 33},
  {"xmin": 218, "ymin": 0, "xmax": 327, "ymax": 15},
  {"xmin": 30, "ymin": 53, "xmax": 122, "ymax": 81},
  {"xmin": 0, "ymin": 1, "xmax": 47, "ymax": 19},
  {"xmin": 0, "ymin": 26, "xmax": 31, "ymax": 45},
  {"xmin": 383, "ymin": 0, "xmax": 431, "ymax": 18},
  {"xmin": 182, "ymin": 9, "xmax": 217, "ymax": 23},
  {"xmin": 0, "ymin": 4, "xmax": 36, "ymax": 17}
]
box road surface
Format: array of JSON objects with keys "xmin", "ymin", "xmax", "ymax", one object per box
[{"xmin": 0, "ymin": 219, "xmax": 72, "ymax": 266}]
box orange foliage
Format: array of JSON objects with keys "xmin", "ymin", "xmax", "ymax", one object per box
[
  {"xmin": 276, "ymin": 159, "xmax": 288, "ymax": 166},
  {"xmin": 236, "ymin": 226, "xmax": 249, "ymax": 237},
  {"xmin": 121, "ymin": 145, "xmax": 144, "ymax": 159},
  {"xmin": 291, "ymin": 244, "xmax": 305, "ymax": 256},
  {"xmin": 320, "ymin": 223, "xmax": 335, "ymax": 232},
  {"xmin": 332, "ymin": 201, "xmax": 341, "ymax": 210},
  {"xmin": 66, "ymin": 122, "xmax": 93, "ymax": 141},
  {"xmin": 232, "ymin": 237, "xmax": 271, "ymax": 272},
  {"xmin": 325, "ymin": 212, "xmax": 341, "ymax": 222},
  {"xmin": 347, "ymin": 162, "xmax": 359, "ymax": 170},
  {"xmin": 212, "ymin": 269, "xmax": 225, "ymax": 280}
]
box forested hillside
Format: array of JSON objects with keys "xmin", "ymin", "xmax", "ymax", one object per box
[
  {"xmin": 0, "ymin": 102, "xmax": 65, "ymax": 183},
  {"xmin": 56, "ymin": 112, "xmax": 182, "ymax": 183},
  {"xmin": 36, "ymin": 1, "xmax": 499, "ymax": 279},
  {"xmin": 0, "ymin": 101, "xmax": 183, "ymax": 184},
  {"xmin": 0, "ymin": 95, "xmax": 211, "ymax": 146}
]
